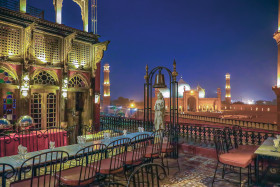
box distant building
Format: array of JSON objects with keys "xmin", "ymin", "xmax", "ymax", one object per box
[
  {"xmin": 152, "ymin": 77, "xmax": 222, "ymax": 112},
  {"xmin": 103, "ymin": 63, "xmax": 111, "ymax": 110}
]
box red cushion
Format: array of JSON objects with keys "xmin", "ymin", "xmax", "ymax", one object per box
[
  {"xmin": 92, "ymin": 158, "xmax": 124, "ymax": 174},
  {"xmin": 11, "ymin": 175, "xmax": 58, "ymax": 187},
  {"xmin": 219, "ymin": 153, "xmax": 252, "ymax": 168},
  {"xmin": 161, "ymin": 143, "xmax": 174, "ymax": 153},
  {"xmin": 145, "ymin": 145, "xmax": 159, "ymax": 158},
  {"xmin": 125, "ymin": 151, "xmax": 143, "ymax": 165},
  {"xmin": 228, "ymin": 145, "xmax": 258, "ymax": 159},
  {"xmin": 55, "ymin": 166, "xmax": 96, "ymax": 186}
]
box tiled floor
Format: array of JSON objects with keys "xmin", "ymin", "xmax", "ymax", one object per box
[{"xmin": 159, "ymin": 153, "xmax": 246, "ymax": 187}]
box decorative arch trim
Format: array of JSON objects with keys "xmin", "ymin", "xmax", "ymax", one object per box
[
  {"xmin": 31, "ymin": 69, "xmax": 59, "ymax": 85},
  {"xmin": 0, "ymin": 64, "xmax": 19, "ymax": 84},
  {"xmin": 68, "ymin": 73, "xmax": 89, "ymax": 88}
]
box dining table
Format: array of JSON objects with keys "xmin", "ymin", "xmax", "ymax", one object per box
[
  {"xmin": 254, "ymin": 137, "xmax": 280, "ymax": 185},
  {"xmin": 0, "ymin": 131, "xmax": 153, "ymax": 171}
]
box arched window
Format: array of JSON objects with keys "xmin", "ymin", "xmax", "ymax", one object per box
[
  {"xmin": 68, "ymin": 75, "xmax": 88, "ymax": 88},
  {"xmin": 33, "ymin": 71, "xmax": 57, "ymax": 85},
  {"xmin": 0, "ymin": 68, "xmax": 16, "ymax": 84}
]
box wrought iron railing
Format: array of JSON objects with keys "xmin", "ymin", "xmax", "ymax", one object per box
[
  {"xmin": 0, "ymin": 0, "xmax": 44, "ymax": 19},
  {"xmin": 100, "ymin": 116, "xmax": 277, "ymax": 148},
  {"xmin": 177, "ymin": 113, "xmax": 278, "ymax": 131}
]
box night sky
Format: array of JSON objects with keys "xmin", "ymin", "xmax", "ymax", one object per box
[{"xmin": 29, "ymin": 0, "xmax": 278, "ymax": 102}]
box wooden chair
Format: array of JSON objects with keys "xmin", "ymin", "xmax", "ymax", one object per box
[
  {"xmin": 0, "ymin": 163, "xmax": 15, "ymax": 187},
  {"xmin": 127, "ymin": 163, "xmax": 167, "ymax": 187},
  {"xmin": 11, "ymin": 151, "xmax": 69, "ymax": 187},
  {"xmin": 212, "ymin": 129, "xmax": 252, "ymax": 187},
  {"xmin": 56, "ymin": 144, "xmax": 106, "ymax": 186},
  {"xmin": 144, "ymin": 129, "xmax": 164, "ymax": 163}
]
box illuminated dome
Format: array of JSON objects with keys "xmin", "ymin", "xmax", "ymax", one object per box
[
  {"xmin": 197, "ymin": 85, "xmax": 205, "ymax": 98},
  {"xmin": 158, "ymin": 88, "xmax": 170, "ymax": 98},
  {"xmin": 178, "ymin": 77, "xmax": 190, "ymax": 98}
]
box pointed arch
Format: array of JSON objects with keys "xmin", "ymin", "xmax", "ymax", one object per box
[
  {"xmin": 31, "ymin": 69, "xmax": 59, "ymax": 85},
  {"xmin": 0, "ymin": 64, "xmax": 18, "ymax": 84},
  {"xmin": 68, "ymin": 73, "xmax": 89, "ymax": 88}
]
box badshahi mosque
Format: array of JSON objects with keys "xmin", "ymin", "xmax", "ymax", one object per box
[{"xmin": 153, "ymin": 76, "xmax": 222, "ymax": 112}]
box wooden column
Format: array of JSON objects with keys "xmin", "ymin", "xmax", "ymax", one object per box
[{"xmin": 94, "ymin": 63, "xmax": 100, "ymax": 132}]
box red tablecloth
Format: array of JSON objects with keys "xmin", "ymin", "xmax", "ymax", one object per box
[{"xmin": 0, "ymin": 129, "xmax": 68, "ymax": 157}]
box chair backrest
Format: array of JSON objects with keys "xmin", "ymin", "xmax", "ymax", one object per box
[
  {"xmin": 213, "ymin": 129, "xmax": 228, "ymax": 160},
  {"xmin": 129, "ymin": 134, "xmax": 150, "ymax": 165},
  {"xmin": 232, "ymin": 125, "xmax": 243, "ymax": 148},
  {"xmin": 16, "ymin": 150, "xmax": 69, "ymax": 187},
  {"xmin": 0, "ymin": 134, "xmax": 12, "ymax": 157},
  {"xmin": 127, "ymin": 163, "xmax": 166, "ymax": 187},
  {"xmin": 106, "ymin": 138, "xmax": 130, "ymax": 172},
  {"xmin": 150, "ymin": 130, "xmax": 164, "ymax": 156},
  {"xmin": 223, "ymin": 127, "xmax": 234, "ymax": 151},
  {"xmin": 0, "ymin": 163, "xmax": 15, "ymax": 187},
  {"xmin": 74, "ymin": 144, "xmax": 106, "ymax": 185}
]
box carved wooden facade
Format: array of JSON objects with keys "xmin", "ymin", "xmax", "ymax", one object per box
[{"xmin": 0, "ymin": 7, "xmax": 109, "ymax": 130}]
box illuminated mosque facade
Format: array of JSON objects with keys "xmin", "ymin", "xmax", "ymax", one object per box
[{"xmin": 153, "ymin": 77, "xmax": 222, "ymax": 112}]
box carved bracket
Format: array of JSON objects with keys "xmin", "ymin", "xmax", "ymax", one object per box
[
  {"xmin": 24, "ymin": 22, "xmax": 36, "ymax": 70},
  {"xmin": 64, "ymin": 32, "xmax": 76, "ymax": 73},
  {"xmin": 92, "ymin": 41, "xmax": 110, "ymax": 76}
]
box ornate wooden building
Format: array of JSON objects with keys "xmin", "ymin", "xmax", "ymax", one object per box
[{"xmin": 0, "ymin": 1, "xmax": 109, "ymax": 131}]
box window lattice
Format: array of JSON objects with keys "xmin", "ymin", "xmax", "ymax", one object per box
[
  {"xmin": 0, "ymin": 69, "xmax": 16, "ymax": 84},
  {"xmin": 33, "ymin": 71, "xmax": 57, "ymax": 85},
  {"xmin": 0, "ymin": 24, "xmax": 21, "ymax": 56},
  {"xmin": 34, "ymin": 33, "xmax": 60, "ymax": 63},
  {"xmin": 69, "ymin": 42, "xmax": 90, "ymax": 67},
  {"xmin": 47, "ymin": 93, "xmax": 56, "ymax": 127},
  {"xmin": 68, "ymin": 76, "xmax": 86, "ymax": 88},
  {"xmin": 31, "ymin": 93, "xmax": 42, "ymax": 128}
]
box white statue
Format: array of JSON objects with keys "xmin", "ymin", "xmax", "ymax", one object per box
[{"xmin": 154, "ymin": 92, "xmax": 165, "ymax": 130}]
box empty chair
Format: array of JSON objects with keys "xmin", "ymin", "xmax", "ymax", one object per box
[
  {"xmin": 0, "ymin": 163, "xmax": 15, "ymax": 187},
  {"xmin": 127, "ymin": 163, "xmax": 167, "ymax": 187},
  {"xmin": 11, "ymin": 151, "xmax": 69, "ymax": 187},
  {"xmin": 212, "ymin": 129, "xmax": 252, "ymax": 187},
  {"xmin": 125, "ymin": 134, "xmax": 150, "ymax": 173},
  {"xmin": 56, "ymin": 144, "xmax": 106, "ymax": 186},
  {"xmin": 145, "ymin": 129, "xmax": 164, "ymax": 162},
  {"xmin": 160, "ymin": 130, "xmax": 180, "ymax": 174},
  {"xmin": 94, "ymin": 138, "xmax": 130, "ymax": 182}
]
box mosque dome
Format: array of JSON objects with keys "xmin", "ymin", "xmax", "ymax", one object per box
[
  {"xmin": 178, "ymin": 77, "xmax": 191, "ymax": 97},
  {"xmin": 197, "ymin": 85, "xmax": 205, "ymax": 98},
  {"xmin": 158, "ymin": 88, "xmax": 170, "ymax": 98}
]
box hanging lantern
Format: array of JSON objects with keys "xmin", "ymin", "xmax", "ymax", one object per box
[{"xmin": 153, "ymin": 69, "xmax": 167, "ymax": 88}]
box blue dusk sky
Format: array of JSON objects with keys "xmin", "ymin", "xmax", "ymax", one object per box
[{"xmin": 29, "ymin": 0, "xmax": 278, "ymax": 102}]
